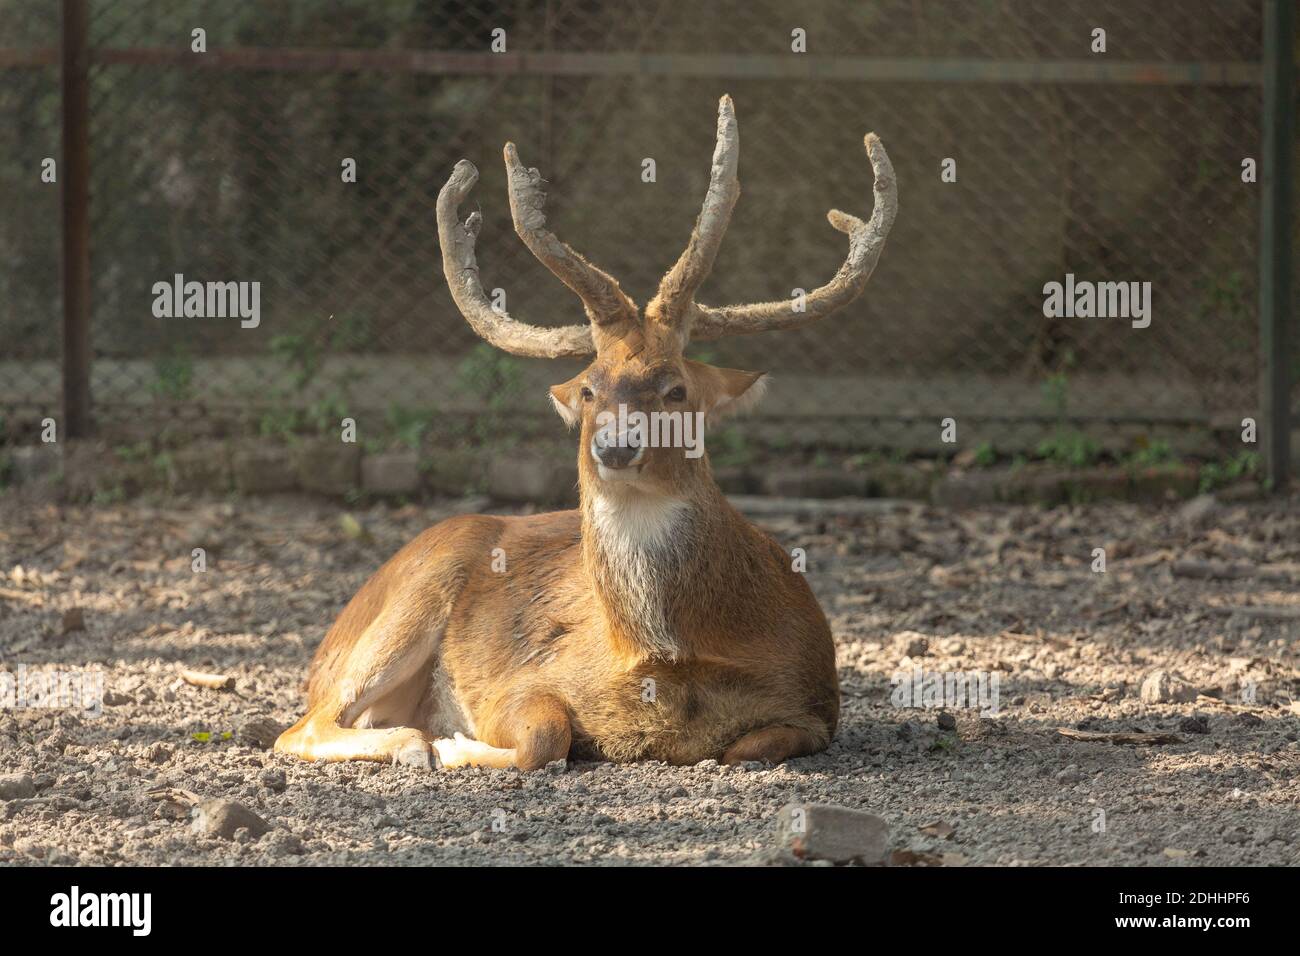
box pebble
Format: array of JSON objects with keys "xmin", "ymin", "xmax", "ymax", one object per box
[
  {"xmin": 1140, "ymin": 669, "xmax": 1198, "ymax": 704},
  {"xmin": 191, "ymin": 799, "xmax": 271, "ymax": 841},
  {"xmin": 775, "ymin": 802, "xmax": 889, "ymax": 864},
  {"xmin": 236, "ymin": 716, "xmax": 285, "ymax": 750},
  {"xmin": 0, "ymin": 773, "xmax": 36, "ymax": 801},
  {"xmin": 1178, "ymin": 715, "xmax": 1210, "ymax": 735}
]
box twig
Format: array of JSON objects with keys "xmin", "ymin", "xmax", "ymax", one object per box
[
  {"xmin": 1057, "ymin": 728, "xmax": 1183, "ymax": 745},
  {"xmin": 178, "ymin": 668, "xmax": 235, "ymax": 691},
  {"xmin": 1208, "ymin": 605, "xmax": 1300, "ymax": 621},
  {"xmin": 1172, "ymin": 560, "xmax": 1299, "ymax": 583}
]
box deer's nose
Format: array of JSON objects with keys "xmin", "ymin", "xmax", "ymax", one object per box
[{"xmin": 592, "ymin": 429, "xmax": 644, "ymax": 469}]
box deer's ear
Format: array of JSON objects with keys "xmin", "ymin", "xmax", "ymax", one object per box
[
  {"xmin": 549, "ymin": 375, "xmax": 585, "ymax": 428},
  {"xmin": 695, "ymin": 364, "xmax": 767, "ymax": 424}
]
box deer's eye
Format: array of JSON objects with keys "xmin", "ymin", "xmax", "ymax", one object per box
[
  {"xmin": 665, "ymin": 385, "xmax": 687, "ymax": 402},
  {"xmin": 580, "ymin": 386, "xmax": 594, "ymax": 401}
]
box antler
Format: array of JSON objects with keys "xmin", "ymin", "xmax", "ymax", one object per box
[
  {"xmin": 437, "ymin": 159, "xmax": 595, "ymax": 358},
  {"xmin": 650, "ymin": 95, "xmax": 740, "ymax": 333},
  {"xmin": 685, "ymin": 127, "xmax": 897, "ymax": 342},
  {"xmin": 504, "ymin": 143, "xmax": 639, "ymax": 336}
]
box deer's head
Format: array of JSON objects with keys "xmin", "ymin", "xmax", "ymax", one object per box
[{"xmin": 437, "ymin": 96, "xmax": 896, "ymax": 499}]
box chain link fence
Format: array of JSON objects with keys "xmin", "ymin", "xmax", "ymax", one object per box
[{"xmin": 1, "ymin": 0, "xmax": 1295, "ymax": 473}]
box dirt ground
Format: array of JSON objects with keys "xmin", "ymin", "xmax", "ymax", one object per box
[{"xmin": 0, "ymin": 490, "xmax": 1297, "ymax": 866}]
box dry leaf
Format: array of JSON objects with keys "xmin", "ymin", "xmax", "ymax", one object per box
[{"xmin": 919, "ymin": 820, "xmax": 956, "ymax": 840}]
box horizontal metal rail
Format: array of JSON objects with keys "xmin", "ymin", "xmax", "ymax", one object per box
[{"xmin": 0, "ymin": 47, "xmax": 1265, "ymax": 85}]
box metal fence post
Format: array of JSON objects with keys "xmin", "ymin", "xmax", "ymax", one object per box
[
  {"xmin": 61, "ymin": 0, "xmax": 92, "ymax": 437},
  {"xmin": 1260, "ymin": 0, "xmax": 1294, "ymax": 490}
]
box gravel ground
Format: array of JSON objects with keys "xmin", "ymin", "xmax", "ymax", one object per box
[{"xmin": 0, "ymin": 491, "xmax": 1297, "ymax": 866}]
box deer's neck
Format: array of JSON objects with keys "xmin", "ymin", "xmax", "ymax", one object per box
[{"xmin": 581, "ymin": 481, "xmax": 735, "ymax": 662}]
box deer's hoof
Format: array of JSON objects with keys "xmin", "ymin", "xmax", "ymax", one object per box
[{"xmin": 390, "ymin": 732, "xmax": 433, "ymax": 770}]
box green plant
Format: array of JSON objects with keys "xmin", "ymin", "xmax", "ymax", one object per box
[
  {"xmin": 1036, "ymin": 429, "xmax": 1100, "ymax": 468},
  {"xmin": 1035, "ymin": 371, "xmax": 1099, "ymax": 468},
  {"xmin": 973, "ymin": 441, "xmax": 997, "ymax": 468},
  {"xmin": 307, "ymin": 389, "xmax": 351, "ymax": 436},
  {"xmin": 1199, "ymin": 451, "xmax": 1259, "ymax": 493},
  {"xmin": 1125, "ymin": 438, "xmax": 1177, "ymax": 470},
  {"xmin": 114, "ymin": 442, "xmax": 151, "ymax": 463},
  {"xmin": 457, "ymin": 343, "xmax": 523, "ymax": 443},
  {"xmin": 150, "ymin": 350, "xmax": 195, "ymax": 401},
  {"xmin": 710, "ymin": 428, "xmax": 754, "ymax": 467},
  {"xmin": 258, "ymin": 406, "xmax": 303, "ymax": 439},
  {"xmin": 269, "ymin": 333, "xmax": 322, "ymax": 391},
  {"xmin": 386, "ymin": 403, "xmax": 430, "ymax": 451},
  {"xmin": 457, "ymin": 343, "xmax": 522, "ymax": 410}
]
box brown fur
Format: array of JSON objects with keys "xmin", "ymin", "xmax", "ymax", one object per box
[
  {"xmin": 274, "ymin": 95, "xmax": 892, "ymax": 769},
  {"xmin": 276, "ymin": 322, "xmax": 839, "ymax": 769}
]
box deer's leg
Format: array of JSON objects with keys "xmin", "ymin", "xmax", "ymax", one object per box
[
  {"xmin": 433, "ymin": 694, "xmax": 571, "ymax": 771},
  {"xmin": 721, "ymin": 724, "xmax": 826, "ymax": 766},
  {"xmin": 275, "ymin": 611, "xmax": 442, "ymax": 768}
]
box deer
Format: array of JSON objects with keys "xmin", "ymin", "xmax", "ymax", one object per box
[{"xmin": 274, "ymin": 95, "xmax": 896, "ymax": 771}]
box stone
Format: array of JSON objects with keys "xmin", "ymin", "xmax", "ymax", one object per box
[
  {"xmin": 294, "ymin": 440, "xmax": 360, "ymax": 496},
  {"xmin": 361, "ymin": 451, "xmax": 420, "ymax": 496},
  {"xmin": 237, "ymin": 716, "xmax": 285, "ymax": 750},
  {"xmin": 169, "ymin": 443, "xmax": 232, "ymax": 493},
  {"xmin": 0, "ymin": 772, "xmax": 36, "ymax": 801},
  {"xmin": 763, "ymin": 469, "xmax": 866, "ymax": 499},
  {"xmin": 1177, "ymin": 494, "xmax": 1218, "ymax": 526},
  {"xmin": 891, "ymin": 631, "xmax": 929, "ymax": 658},
  {"xmin": 487, "ymin": 455, "xmax": 576, "ymax": 506},
  {"xmin": 775, "ymin": 803, "xmax": 889, "ymax": 864},
  {"xmin": 423, "ymin": 449, "xmax": 488, "ymax": 496},
  {"xmin": 1140, "ymin": 669, "xmax": 1199, "ymax": 704},
  {"xmin": 931, "ymin": 471, "xmax": 1003, "ymax": 508},
  {"xmin": 231, "ymin": 444, "xmax": 297, "ymax": 494},
  {"xmin": 1179, "ymin": 714, "xmax": 1210, "ymax": 734},
  {"xmin": 191, "ymin": 799, "xmax": 270, "ymax": 841}
]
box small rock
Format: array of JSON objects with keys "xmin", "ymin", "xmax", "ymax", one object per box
[
  {"xmin": 1055, "ymin": 765, "xmax": 1083, "ymax": 784},
  {"xmin": 891, "ymin": 631, "xmax": 929, "ymax": 658},
  {"xmin": 143, "ymin": 742, "xmax": 173, "ymax": 764},
  {"xmin": 936, "ymin": 711, "xmax": 957, "ymax": 732},
  {"xmin": 1139, "ymin": 669, "xmax": 1198, "ymax": 704},
  {"xmin": 775, "ymin": 803, "xmax": 889, "ymax": 864},
  {"xmin": 1178, "ymin": 715, "xmax": 1210, "ymax": 735},
  {"xmin": 102, "ymin": 690, "xmax": 133, "ymax": 706},
  {"xmin": 191, "ymin": 799, "xmax": 270, "ymax": 841},
  {"xmin": 1234, "ymin": 712, "xmax": 1264, "ymax": 728},
  {"xmin": 60, "ymin": 607, "xmax": 86, "ymax": 634},
  {"xmin": 12, "ymin": 837, "xmax": 45, "ymax": 858},
  {"xmin": 0, "ymin": 773, "xmax": 36, "ymax": 801},
  {"xmin": 265, "ymin": 831, "xmax": 304, "ymax": 856},
  {"xmin": 1176, "ymin": 494, "xmax": 1217, "ymax": 526},
  {"xmin": 259, "ymin": 768, "xmax": 287, "ymax": 792},
  {"xmin": 236, "ymin": 716, "xmax": 284, "ymax": 750}
]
